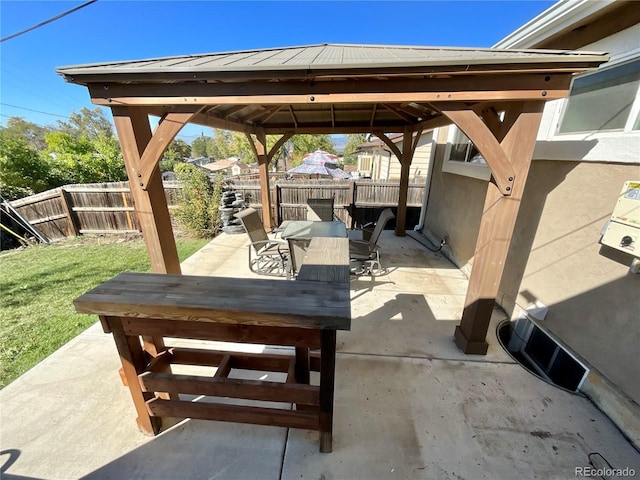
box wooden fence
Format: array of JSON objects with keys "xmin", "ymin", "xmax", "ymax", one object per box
[
  {"xmin": 8, "ymin": 182, "xmax": 181, "ymax": 241},
  {"xmin": 9, "ymin": 178, "xmax": 425, "ymax": 241},
  {"xmin": 230, "ymin": 178, "xmax": 425, "ymax": 227}
]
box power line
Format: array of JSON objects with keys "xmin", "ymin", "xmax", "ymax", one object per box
[
  {"xmin": 1, "ymin": 62, "xmax": 81, "ymax": 110},
  {"xmin": 1, "ymin": 105, "xmax": 204, "ymax": 142},
  {"xmin": 1, "ymin": 0, "xmax": 98, "ymax": 43},
  {"xmin": 0, "ymin": 103, "xmax": 70, "ymax": 119}
]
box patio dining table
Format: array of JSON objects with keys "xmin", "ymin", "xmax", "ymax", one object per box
[{"xmin": 280, "ymin": 220, "xmax": 347, "ymax": 239}]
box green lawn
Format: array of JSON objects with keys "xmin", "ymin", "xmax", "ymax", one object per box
[{"xmin": 0, "ymin": 236, "xmax": 209, "ymax": 388}]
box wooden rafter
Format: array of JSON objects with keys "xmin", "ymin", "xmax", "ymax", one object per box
[
  {"xmin": 221, "ymin": 104, "xmax": 250, "ymax": 118},
  {"xmin": 245, "ymin": 105, "xmax": 282, "ymax": 123},
  {"xmin": 381, "ymin": 103, "xmax": 415, "ymax": 123},
  {"xmin": 288, "ymin": 106, "xmax": 298, "ymax": 128},
  {"xmin": 395, "ymin": 103, "xmax": 429, "ymax": 119},
  {"xmin": 258, "ymin": 105, "xmax": 284, "ymax": 124}
]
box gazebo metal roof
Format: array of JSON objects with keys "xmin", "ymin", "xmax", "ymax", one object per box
[{"xmin": 58, "ymin": 43, "xmax": 605, "ymax": 74}]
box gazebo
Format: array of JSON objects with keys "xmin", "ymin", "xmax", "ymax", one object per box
[{"xmin": 57, "ymin": 43, "xmax": 607, "ymax": 355}]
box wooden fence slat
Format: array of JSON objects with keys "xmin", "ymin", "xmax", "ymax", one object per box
[
  {"xmin": 28, "ymin": 213, "xmax": 68, "ymax": 225},
  {"xmin": 72, "ymin": 207, "xmax": 136, "ymax": 212}
]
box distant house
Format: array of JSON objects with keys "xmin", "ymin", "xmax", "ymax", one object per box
[
  {"xmin": 356, "ymin": 133, "xmax": 432, "ymax": 180},
  {"xmin": 161, "ymin": 171, "xmax": 178, "ymax": 181},
  {"xmin": 200, "ymin": 158, "xmax": 250, "ymax": 176},
  {"xmin": 186, "ymin": 157, "xmax": 213, "ymax": 167}
]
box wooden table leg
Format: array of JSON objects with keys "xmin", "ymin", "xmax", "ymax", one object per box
[
  {"xmin": 294, "ymin": 347, "xmax": 310, "ymax": 384},
  {"xmin": 319, "ymin": 330, "xmax": 336, "ymax": 453},
  {"xmin": 109, "ymin": 317, "xmax": 161, "ymax": 435}
]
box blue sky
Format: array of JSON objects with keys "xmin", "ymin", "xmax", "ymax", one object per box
[{"xmin": 1, "ymin": 0, "xmax": 555, "ymax": 142}]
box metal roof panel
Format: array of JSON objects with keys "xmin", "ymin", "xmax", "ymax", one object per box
[{"xmin": 57, "ymin": 43, "xmax": 608, "ymax": 77}]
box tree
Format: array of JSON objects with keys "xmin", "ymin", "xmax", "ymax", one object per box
[
  {"xmin": 191, "ymin": 135, "xmax": 213, "ymax": 158},
  {"xmin": 160, "ymin": 139, "xmax": 191, "ymax": 172},
  {"xmin": 288, "ymin": 134, "xmax": 336, "ymax": 167},
  {"xmin": 208, "ymin": 129, "xmax": 233, "ymax": 160},
  {"xmin": 343, "ymin": 134, "xmax": 367, "ymax": 165},
  {"xmin": 44, "ymin": 132, "xmax": 126, "ymax": 185},
  {"xmin": 1, "ymin": 117, "xmax": 51, "ymax": 151},
  {"xmin": 0, "ymin": 131, "xmax": 54, "ymax": 200},
  {"xmin": 56, "ymin": 107, "xmax": 113, "ymax": 140},
  {"xmin": 290, "ymin": 134, "xmax": 335, "ymax": 156}
]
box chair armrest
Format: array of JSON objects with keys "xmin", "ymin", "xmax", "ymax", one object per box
[
  {"xmin": 349, "ymin": 239, "xmax": 371, "ymax": 249},
  {"xmin": 251, "ymin": 239, "xmax": 289, "ymax": 251}
]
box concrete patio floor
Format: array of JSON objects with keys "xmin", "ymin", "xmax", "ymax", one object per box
[{"xmin": 1, "ymin": 231, "xmax": 639, "ymax": 480}]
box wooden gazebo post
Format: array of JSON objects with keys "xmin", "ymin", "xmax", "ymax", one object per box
[
  {"xmin": 247, "ymin": 131, "xmax": 293, "ymax": 232},
  {"xmin": 112, "ymin": 106, "xmax": 200, "ymax": 274},
  {"xmin": 437, "ymin": 101, "xmax": 546, "ymax": 354},
  {"xmin": 375, "ymin": 127, "xmax": 422, "ymax": 236}
]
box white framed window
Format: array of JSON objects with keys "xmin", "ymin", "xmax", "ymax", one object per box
[
  {"xmin": 441, "ymin": 126, "xmax": 491, "ymax": 181},
  {"xmin": 442, "ymin": 56, "xmax": 640, "ymax": 177},
  {"xmin": 557, "ymin": 57, "xmax": 640, "ymax": 135}
]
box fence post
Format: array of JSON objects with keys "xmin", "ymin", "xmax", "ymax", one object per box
[
  {"xmin": 275, "ymin": 184, "xmax": 281, "ymax": 226},
  {"xmin": 120, "ymin": 181, "xmax": 135, "ymax": 231},
  {"xmin": 58, "ymin": 188, "xmax": 79, "ymax": 237},
  {"xmin": 348, "ymin": 181, "xmax": 356, "ymax": 228}
]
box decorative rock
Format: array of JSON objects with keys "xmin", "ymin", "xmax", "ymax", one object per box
[{"xmin": 220, "ymin": 188, "xmax": 247, "ymax": 234}]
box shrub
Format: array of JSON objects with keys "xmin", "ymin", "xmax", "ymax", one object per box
[
  {"xmin": 174, "ymin": 163, "xmax": 223, "ymax": 237},
  {"xmin": 0, "ymin": 131, "xmax": 56, "ymax": 200}
]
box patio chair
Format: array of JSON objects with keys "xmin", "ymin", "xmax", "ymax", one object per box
[
  {"xmin": 286, "ymin": 237, "xmax": 312, "ymax": 279},
  {"xmin": 349, "ymin": 208, "xmax": 395, "ymax": 275},
  {"xmin": 234, "ymin": 208, "xmax": 289, "ymax": 277},
  {"xmin": 307, "ymin": 198, "xmax": 335, "ymax": 221}
]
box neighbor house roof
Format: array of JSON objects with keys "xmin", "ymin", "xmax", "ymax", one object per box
[{"xmin": 200, "ymin": 159, "xmax": 248, "ymax": 173}]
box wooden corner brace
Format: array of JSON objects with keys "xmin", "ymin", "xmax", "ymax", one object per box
[
  {"xmin": 136, "ymin": 109, "xmax": 204, "ymax": 190},
  {"xmin": 433, "ymin": 104, "xmax": 516, "ymax": 196}
]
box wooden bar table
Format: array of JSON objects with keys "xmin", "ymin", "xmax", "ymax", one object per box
[{"xmin": 74, "ymin": 267, "xmax": 350, "ymax": 453}]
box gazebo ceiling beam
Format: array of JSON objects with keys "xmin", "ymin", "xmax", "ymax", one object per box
[
  {"xmin": 87, "ymin": 73, "xmax": 572, "ymax": 106},
  {"xmin": 92, "ymin": 89, "xmax": 568, "ymax": 107}
]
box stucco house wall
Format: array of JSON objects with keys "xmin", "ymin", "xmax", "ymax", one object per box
[
  {"xmin": 421, "ymin": 3, "xmax": 640, "ymax": 416},
  {"xmin": 499, "ymin": 160, "xmax": 639, "ymax": 402}
]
